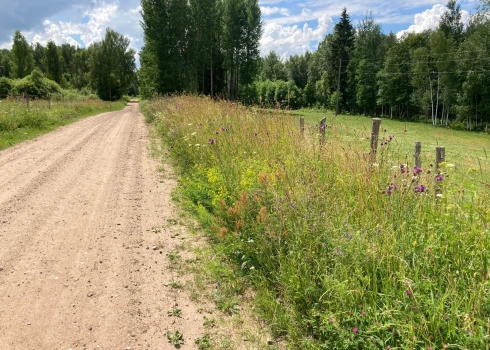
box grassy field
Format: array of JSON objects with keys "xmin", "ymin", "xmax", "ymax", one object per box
[
  {"xmin": 144, "ymin": 96, "xmax": 490, "ymax": 349},
  {"xmin": 293, "ymin": 109, "xmax": 490, "ymax": 187},
  {"xmin": 0, "ymin": 98, "xmax": 127, "ymax": 150}
]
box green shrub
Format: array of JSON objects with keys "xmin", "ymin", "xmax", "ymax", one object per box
[
  {"xmin": 11, "ymin": 69, "xmax": 62, "ymax": 98},
  {"xmin": 0, "ymin": 77, "xmax": 13, "ymax": 96}
]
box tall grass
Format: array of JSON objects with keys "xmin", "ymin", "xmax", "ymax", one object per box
[
  {"xmin": 0, "ymin": 98, "xmax": 126, "ymax": 149},
  {"xmin": 145, "ymin": 96, "xmax": 490, "ymax": 349}
]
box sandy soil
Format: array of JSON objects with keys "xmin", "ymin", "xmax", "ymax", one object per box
[{"xmin": 0, "ymin": 103, "xmax": 206, "ymax": 349}]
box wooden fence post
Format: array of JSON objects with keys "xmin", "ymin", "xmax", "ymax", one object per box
[
  {"xmin": 370, "ymin": 118, "xmax": 382, "ymax": 158},
  {"xmin": 319, "ymin": 117, "xmax": 326, "ymax": 144},
  {"xmin": 435, "ymin": 146, "xmax": 445, "ymax": 194},
  {"xmin": 414, "ymin": 141, "xmax": 422, "ymax": 168},
  {"xmin": 300, "ymin": 117, "xmax": 305, "ymax": 134},
  {"xmin": 436, "ymin": 146, "xmax": 445, "ymax": 171}
]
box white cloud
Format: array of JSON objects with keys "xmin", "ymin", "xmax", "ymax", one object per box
[
  {"xmin": 260, "ymin": 6, "xmax": 290, "ymax": 16},
  {"xmin": 0, "ymin": 1, "xmax": 142, "ymax": 50},
  {"xmin": 397, "ymin": 4, "xmax": 471, "ymax": 38},
  {"xmin": 260, "ymin": 13, "xmax": 333, "ymax": 58},
  {"xmin": 28, "ymin": 2, "xmax": 120, "ymax": 47}
]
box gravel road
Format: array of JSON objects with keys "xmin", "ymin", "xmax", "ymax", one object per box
[{"xmin": 0, "ymin": 103, "xmax": 204, "ymax": 349}]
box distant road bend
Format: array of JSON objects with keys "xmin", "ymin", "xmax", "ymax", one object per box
[{"xmin": 0, "ymin": 102, "xmax": 205, "ymax": 349}]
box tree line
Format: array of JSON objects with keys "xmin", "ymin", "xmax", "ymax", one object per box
[
  {"xmin": 255, "ymin": 0, "xmax": 490, "ymax": 130},
  {"xmin": 139, "ymin": 0, "xmax": 490, "ymax": 130},
  {"xmin": 0, "ymin": 29, "xmax": 136, "ymax": 100},
  {"xmin": 139, "ymin": 0, "xmax": 262, "ymax": 100}
]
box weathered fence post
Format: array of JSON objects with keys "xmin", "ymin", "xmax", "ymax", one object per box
[
  {"xmin": 300, "ymin": 117, "xmax": 305, "ymax": 134},
  {"xmin": 370, "ymin": 118, "xmax": 382, "ymax": 159},
  {"xmin": 436, "ymin": 146, "xmax": 445, "ymax": 171},
  {"xmin": 414, "ymin": 141, "xmax": 422, "ymax": 168},
  {"xmin": 319, "ymin": 117, "xmax": 326, "ymax": 144},
  {"xmin": 435, "ymin": 146, "xmax": 445, "ymax": 194}
]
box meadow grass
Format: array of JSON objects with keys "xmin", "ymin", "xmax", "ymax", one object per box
[
  {"xmin": 144, "ymin": 96, "xmax": 490, "ymax": 349},
  {"xmin": 0, "ymin": 98, "xmax": 126, "ymax": 150},
  {"xmin": 293, "ymin": 109, "xmax": 490, "ymax": 188}
]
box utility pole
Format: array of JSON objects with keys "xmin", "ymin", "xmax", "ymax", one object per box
[{"xmin": 336, "ymin": 58, "xmax": 341, "ymax": 116}]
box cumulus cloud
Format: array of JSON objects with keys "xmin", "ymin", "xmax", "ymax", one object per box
[
  {"xmin": 260, "ymin": 6, "xmax": 290, "ymax": 16},
  {"xmin": 397, "ymin": 4, "xmax": 471, "ymax": 38},
  {"xmin": 0, "ymin": 0, "xmax": 142, "ymax": 59},
  {"xmin": 0, "ymin": 0, "xmax": 93, "ymax": 43},
  {"xmin": 260, "ymin": 13, "xmax": 333, "ymax": 58}
]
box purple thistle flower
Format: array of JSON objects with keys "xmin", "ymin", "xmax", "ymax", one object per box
[
  {"xmin": 389, "ymin": 134, "xmax": 393, "ymax": 140},
  {"xmin": 208, "ymin": 139, "xmax": 215, "ymax": 145},
  {"xmin": 436, "ymin": 175, "xmax": 444, "ymax": 182},
  {"xmin": 406, "ymin": 289, "xmax": 413, "ymax": 296},
  {"xmin": 335, "ymin": 248, "xmax": 344, "ymax": 256},
  {"xmin": 414, "ymin": 185, "xmax": 426, "ymax": 193},
  {"xmin": 386, "ymin": 189, "xmax": 392, "ymax": 195},
  {"xmin": 352, "ymin": 327, "xmax": 359, "ymax": 334},
  {"xmin": 413, "ymin": 167, "xmax": 422, "ymax": 175}
]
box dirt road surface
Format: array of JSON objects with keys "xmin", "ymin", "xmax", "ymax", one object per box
[{"xmin": 0, "ymin": 103, "xmax": 205, "ymax": 349}]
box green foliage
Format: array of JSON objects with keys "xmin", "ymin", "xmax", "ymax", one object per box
[
  {"xmin": 195, "ymin": 334, "xmax": 211, "ymax": 349},
  {"xmin": 89, "ymin": 28, "xmax": 136, "ymax": 101},
  {"xmin": 0, "ymin": 49, "xmax": 12, "ymax": 78},
  {"xmin": 167, "ymin": 330, "xmax": 184, "ymax": 346},
  {"xmin": 10, "ymin": 31, "xmax": 34, "ymax": 79},
  {"xmin": 0, "ymin": 77, "xmax": 13, "ymax": 95},
  {"xmin": 254, "ymin": 79, "xmax": 301, "ymax": 108},
  {"xmin": 260, "ymin": 51, "xmax": 287, "ymax": 81},
  {"xmin": 140, "ymin": 0, "xmax": 262, "ymax": 99},
  {"xmin": 145, "ymin": 96, "xmax": 490, "ymax": 349},
  {"xmin": 10, "ymin": 68, "xmax": 62, "ymax": 98},
  {"xmin": 43, "ymin": 40, "xmax": 65, "ymax": 84}
]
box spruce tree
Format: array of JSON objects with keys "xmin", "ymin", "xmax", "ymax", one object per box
[{"xmin": 330, "ymin": 8, "xmax": 355, "ymax": 113}]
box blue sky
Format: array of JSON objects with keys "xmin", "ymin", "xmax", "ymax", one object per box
[{"xmin": 0, "ymin": 0, "xmax": 478, "ymax": 59}]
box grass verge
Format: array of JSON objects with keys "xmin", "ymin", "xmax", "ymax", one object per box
[
  {"xmin": 147, "ymin": 123, "xmax": 277, "ymax": 349},
  {"xmin": 0, "ymin": 98, "xmax": 127, "ymax": 150},
  {"xmin": 144, "ymin": 96, "xmax": 490, "ymax": 349}
]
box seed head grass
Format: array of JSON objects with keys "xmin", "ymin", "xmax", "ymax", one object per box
[{"xmin": 144, "ymin": 96, "xmax": 490, "ymax": 349}]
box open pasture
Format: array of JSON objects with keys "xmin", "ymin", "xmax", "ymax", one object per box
[
  {"xmin": 293, "ymin": 109, "xmax": 490, "ymax": 187},
  {"xmin": 145, "ymin": 96, "xmax": 490, "ymax": 349}
]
